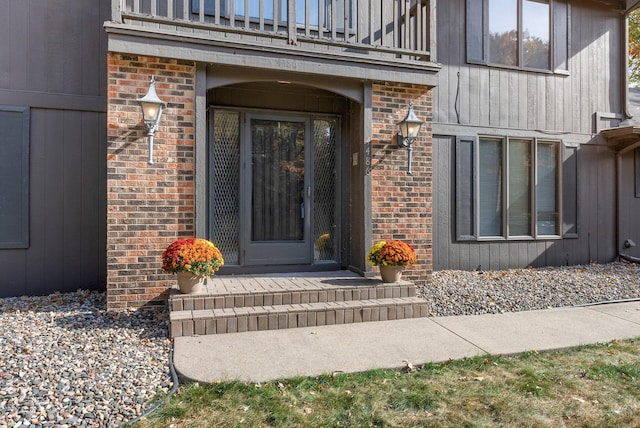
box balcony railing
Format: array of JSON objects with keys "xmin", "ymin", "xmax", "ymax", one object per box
[{"xmin": 114, "ymin": 0, "xmax": 434, "ymax": 63}]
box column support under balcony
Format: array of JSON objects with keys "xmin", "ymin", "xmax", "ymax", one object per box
[{"xmin": 195, "ymin": 63, "xmax": 208, "ymax": 238}]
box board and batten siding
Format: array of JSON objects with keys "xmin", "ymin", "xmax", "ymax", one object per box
[
  {"xmin": 0, "ymin": 0, "xmax": 109, "ymax": 297},
  {"xmin": 433, "ymin": 0, "xmax": 622, "ymax": 134},
  {"xmin": 433, "ymin": 135, "xmax": 616, "ymax": 271},
  {"xmin": 432, "ymin": 0, "xmax": 624, "ymax": 271},
  {"xmin": 619, "ymin": 150, "xmax": 640, "ymax": 259}
]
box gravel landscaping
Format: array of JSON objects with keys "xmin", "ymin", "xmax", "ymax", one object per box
[
  {"xmin": 421, "ymin": 261, "xmax": 640, "ymax": 316},
  {"xmin": 0, "ymin": 291, "xmax": 171, "ymax": 428},
  {"xmin": 0, "ymin": 261, "xmax": 639, "ymax": 427}
]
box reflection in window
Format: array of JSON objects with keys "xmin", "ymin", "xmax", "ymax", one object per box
[
  {"xmin": 489, "ymin": 0, "xmax": 518, "ymax": 66},
  {"xmin": 476, "ymin": 137, "xmax": 559, "ymax": 239},
  {"xmin": 485, "ymin": 0, "xmax": 551, "ymax": 70},
  {"xmin": 523, "ymin": 0, "xmax": 550, "ymax": 69}
]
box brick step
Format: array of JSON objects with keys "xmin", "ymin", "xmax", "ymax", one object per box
[
  {"xmin": 169, "ymin": 297, "xmax": 429, "ymax": 338},
  {"xmin": 170, "ymin": 283, "xmax": 417, "ymax": 312}
]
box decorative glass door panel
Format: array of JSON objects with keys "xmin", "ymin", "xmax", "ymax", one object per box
[
  {"xmin": 313, "ymin": 118, "xmax": 337, "ymax": 262},
  {"xmin": 244, "ymin": 117, "xmax": 311, "ymax": 265}
]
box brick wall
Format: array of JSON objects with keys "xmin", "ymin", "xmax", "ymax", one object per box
[
  {"xmin": 106, "ymin": 56, "xmax": 432, "ymax": 308},
  {"xmin": 107, "ymin": 53, "xmax": 196, "ymax": 309},
  {"xmin": 370, "ymin": 82, "xmax": 433, "ymax": 285}
]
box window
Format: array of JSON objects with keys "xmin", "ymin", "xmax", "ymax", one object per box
[
  {"xmin": 0, "ymin": 106, "xmax": 30, "ymax": 248},
  {"xmin": 456, "ymin": 136, "xmax": 562, "ymax": 240},
  {"xmin": 467, "ymin": 0, "xmax": 568, "ymax": 72}
]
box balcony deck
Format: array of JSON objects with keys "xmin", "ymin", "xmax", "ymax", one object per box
[{"xmin": 106, "ymin": 0, "xmax": 440, "ymax": 84}]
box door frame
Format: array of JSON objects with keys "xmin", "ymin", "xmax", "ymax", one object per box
[{"xmin": 207, "ymin": 106, "xmax": 343, "ymax": 269}]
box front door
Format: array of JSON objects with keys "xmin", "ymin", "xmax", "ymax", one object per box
[
  {"xmin": 243, "ymin": 116, "xmax": 311, "ymax": 265},
  {"xmin": 209, "ymin": 109, "xmax": 339, "ymax": 268}
]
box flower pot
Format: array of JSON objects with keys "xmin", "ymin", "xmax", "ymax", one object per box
[
  {"xmin": 379, "ymin": 265, "xmax": 404, "ymax": 283},
  {"xmin": 176, "ymin": 271, "xmax": 206, "ymax": 294}
]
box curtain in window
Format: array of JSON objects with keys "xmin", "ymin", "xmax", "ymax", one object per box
[
  {"xmin": 251, "ymin": 119, "xmax": 305, "ymax": 241},
  {"xmin": 537, "ymin": 142, "xmax": 559, "ymax": 235},
  {"xmin": 508, "ymin": 139, "xmax": 532, "ymax": 236},
  {"xmin": 479, "ymin": 138, "xmax": 503, "ymax": 237}
]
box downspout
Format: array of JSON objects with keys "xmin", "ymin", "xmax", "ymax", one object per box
[
  {"xmin": 622, "ymin": 4, "xmax": 638, "ymax": 121},
  {"xmin": 616, "ymin": 150, "xmax": 622, "ymax": 260},
  {"xmin": 617, "ymin": 8, "xmax": 632, "ymax": 261}
]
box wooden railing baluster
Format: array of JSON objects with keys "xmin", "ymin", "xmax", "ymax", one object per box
[{"xmin": 118, "ymin": 0, "xmax": 430, "ymax": 62}]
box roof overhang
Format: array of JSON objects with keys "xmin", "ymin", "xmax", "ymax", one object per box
[
  {"xmin": 600, "ymin": 125, "xmax": 640, "ymax": 154},
  {"xmin": 626, "ymin": 0, "xmax": 640, "ymax": 12},
  {"xmin": 591, "ymin": 0, "xmax": 640, "ymax": 13}
]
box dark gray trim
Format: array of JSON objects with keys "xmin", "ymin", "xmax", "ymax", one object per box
[
  {"xmin": 206, "ymin": 64, "xmax": 364, "ymax": 103},
  {"xmin": 0, "ymin": 90, "xmax": 106, "ymax": 113},
  {"xmin": 455, "ymin": 136, "xmax": 476, "ymax": 241},
  {"xmin": 0, "ymin": 105, "xmax": 30, "ymax": 249},
  {"xmin": 457, "ymin": 133, "xmax": 566, "ymax": 242},
  {"xmin": 465, "ymin": 0, "xmax": 485, "ymax": 63},
  {"xmin": 563, "ymin": 144, "xmax": 579, "ymax": 237},
  {"xmin": 105, "ymin": 25, "xmax": 440, "ymax": 87},
  {"xmin": 553, "ymin": 0, "xmax": 569, "ymax": 72},
  {"xmin": 363, "ymin": 82, "xmax": 373, "ymax": 277},
  {"xmin": 635, "ymin": 148, "xmax": 640, "ymax": 198},
  {"xmin": 195, "ymin": 63, "xmax": 208, "ymax": 237},
  {"xmin": 433, "ymin": 122, "xmax": 590, "ymax": 144}
]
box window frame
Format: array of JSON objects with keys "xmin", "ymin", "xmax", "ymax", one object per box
[
  {"xmin": 466, "ymin": 0, "xmax": 569, "ymax": 74},
  {"xmin": 457, "ymin": 135, "xmax": 563, "ymax": 242}
]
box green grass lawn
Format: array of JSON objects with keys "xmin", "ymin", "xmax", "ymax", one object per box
[{"xmin": 133, "ymin": 339, "xmax": 639, "ymax": 427}]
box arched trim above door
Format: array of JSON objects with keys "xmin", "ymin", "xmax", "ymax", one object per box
[{"xmin": 206, "ymin": 64, "xmax": 364, "ymax": 103}]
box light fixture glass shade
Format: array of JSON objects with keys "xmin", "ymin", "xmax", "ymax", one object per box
[
  {"xmin": 140, "ymin": 101, "xmax": 163, "ymax": 123},
  {"xmin": 136, "ymin": 77, "xmax": 167, "ymax": 164},
  {"xmin": 137, "ymin": 77, "xmax": 166, "ymax": 127},
  {"xmin": 397, "ymin": 103, "xmax": 424, "ymax": 139}
]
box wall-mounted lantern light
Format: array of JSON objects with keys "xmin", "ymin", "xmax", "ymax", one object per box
[
  {"xmin": 137, "ymin": 76, "xmax": 166, "ymax": 164},
  {"xmin": 396, "ymin": 102, "xmax": 424, "ymax": 175}
]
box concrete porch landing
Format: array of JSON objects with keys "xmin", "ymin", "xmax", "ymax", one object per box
[{"xmin": 168, "ymin": 271, "xmax": 428, "ymax": 338}]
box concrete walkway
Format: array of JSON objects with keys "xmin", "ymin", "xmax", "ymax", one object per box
[{"xmin": 173, "ymin": 301, "xmax": 640, "ymax": 383}]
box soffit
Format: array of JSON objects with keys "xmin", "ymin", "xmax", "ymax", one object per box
[{"xmin": 600, "ymin": 125, "xmax": 640, "ymax": 153}]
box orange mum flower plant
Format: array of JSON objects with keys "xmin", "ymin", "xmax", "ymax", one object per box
[
  {"xmin": 162, "ymin": 238, "xmax": 224, "ymax": 278},
  {"xmin": 367, "ymin": 240, "xmax": 417, "ymax": 267}
]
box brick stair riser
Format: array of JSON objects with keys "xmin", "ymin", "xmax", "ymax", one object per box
[
  {"xmin": 170, "ymin": 285, "xmax": 416, "ymax": 312},
  {"xmin": 170, "ymin": 300, "xmax": 429, "ymax": 338}
]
